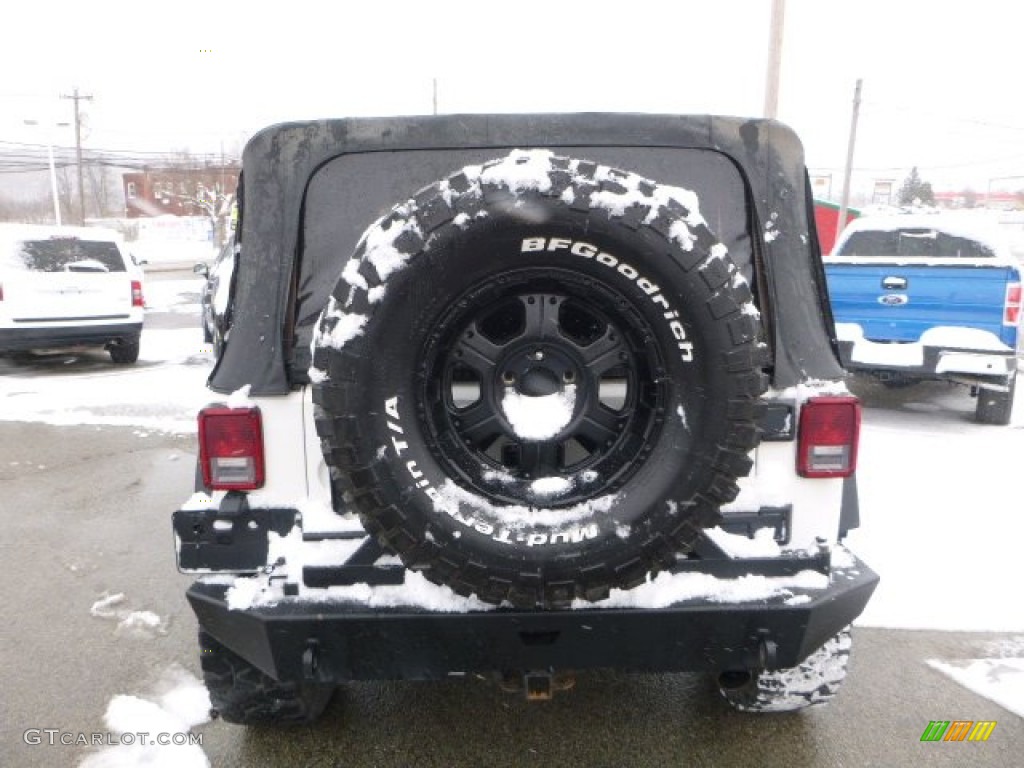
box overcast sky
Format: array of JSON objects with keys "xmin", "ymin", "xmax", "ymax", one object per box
[{"xmin": 2, "ymin": 0, "xmax": 1022, "ymax": 193}]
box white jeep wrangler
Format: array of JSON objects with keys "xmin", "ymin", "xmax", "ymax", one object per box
[{"xmin": 174, "ymin": 114, "xmax": 876, "ymax": 723}]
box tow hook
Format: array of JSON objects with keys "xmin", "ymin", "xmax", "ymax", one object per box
[
  {"xmin": 757, "ymin": 631, "xmax": 779, "ymax": 669},
  {"xmin": 500, "ymin": 670, "xmax": 576, "ymax": 700},
  {"xmin": 302, "ymin": 639, "xmax": 321, "ymax": 680}
]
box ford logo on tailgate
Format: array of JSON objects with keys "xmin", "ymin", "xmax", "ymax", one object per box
[{"xmin": 878, "ymin": 294, "xmax": 908, "ymax": 306}]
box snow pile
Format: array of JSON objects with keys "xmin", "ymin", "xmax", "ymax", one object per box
[
  {"xmin": 89, "ymin": 592, "xmax": 168, "ymax": 638},
  {"xmin": 223, "ymin": 568, "xmax": 493, "ymax": 613},
  {"xmin": 502, "ymin": 384, "xmax": 576, "ymax": 440},
  {"xmin": 433, "ymin": 478, "xmax": 615, "ymax": 528},
  {"xmin": 531, "ymin": 476, "xmax": 573, "ymax": 497},
  {"xmin": 315, "ymin": 295, "xmax": 368, "ymax": 350},
  {"xmin": 218, "ymin": 548, "xmax": 830, "ymax": 614},
  {"xmin": 575, "ymin": 568, "xmax": 828, "ymax": 610},
  {"xmin": 705, "ymin": 526, "xmax": 782, "ymax": 558},
  {"xmin": 225, "ymin": 384, "xmax": 253, "ymax": 408},
  {"xmin": 361, "ymin": 203, "xmax": 423, "ymax": 282},
  {"xmin": 78, "ymin": 665, "xmax": 211, "ymax": 768},
  {"xmin": 927, "ymin": 657, "xmax": 1024, "ymax": 718}
]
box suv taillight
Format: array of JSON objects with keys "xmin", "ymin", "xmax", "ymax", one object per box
[
  {"xmin": 1004, "ymin": 282, "xmax": 1021, "ymax": 327},
  {"xmin": 198, "ymin": 407, "xmax": 265, "ymax": 490},
  {"xmin": 131, "ymin": 280, "xmax": 144, "ymax": 308},
  {"xmin": 797, "ymin": 396, "xmax": 860, "ymax": 478}
]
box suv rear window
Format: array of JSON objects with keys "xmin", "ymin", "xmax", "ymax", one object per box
[
  {"xmin": 5, "ymin": 239, "xmax": 126, "ymax": 272},
  {"xmin": 838, "ymin": 228, "xmax": 994, "ymax": 259}
]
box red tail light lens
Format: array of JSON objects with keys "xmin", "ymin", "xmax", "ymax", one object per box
[
  {"xmin": 131, "ymin": 280, "xmax": 144, "ymax": 308},
  {"xmin": 198, "ymin": 407, "xmax": 265, "ymax": 490},
  {"xmin": 797, "ymin": 396, "xmax": 861, "ymax": 478},
  {"xmin": 1004, "ymin": 282, "xmax": 1021, "ymax": 327}
]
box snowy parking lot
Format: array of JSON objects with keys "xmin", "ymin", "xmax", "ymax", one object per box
[{"xmin": 1, "ymin": 276, "xmax": 1022, "ymax": 765}]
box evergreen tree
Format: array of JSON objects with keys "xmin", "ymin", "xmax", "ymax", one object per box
[{"xmin": 897, "ymin": 167, "xmax": 936, "ymax": 206}]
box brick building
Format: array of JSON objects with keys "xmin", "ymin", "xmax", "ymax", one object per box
[{"xmin": 122, "ymin": 165, "xmax": 239, "ymax": 218}]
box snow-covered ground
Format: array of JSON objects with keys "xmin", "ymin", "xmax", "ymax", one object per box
[
  {"xmin": 0, "ymin": 327, "xmax": 212, "ymax": 433},
  {"xmin": 2, "ymin": 279, "xmax": 1022, "ymax": 724}
]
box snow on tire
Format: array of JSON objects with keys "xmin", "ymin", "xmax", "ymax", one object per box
[
  {"xmin": 719, "ymin": 628, "xmax": 852, "ymax": 713},
  {"xmin": 310, "ymin": 150, "xmax": 767, "ymax": 608}
]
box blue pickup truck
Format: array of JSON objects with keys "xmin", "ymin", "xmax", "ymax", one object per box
[{"xmin": 825, "ymin": 213, "xmax": 1021, "ymax": 424}]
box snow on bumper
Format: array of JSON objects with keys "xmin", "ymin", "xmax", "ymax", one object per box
[{"xmin": 186, "ymin": 549, "xmax": 878, "ymax": 684}]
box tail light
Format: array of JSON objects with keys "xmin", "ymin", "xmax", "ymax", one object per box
[
  {"xmin": 131, "ymin": 280, "xmax": 144, "ymax": 308},
  {"xmin": 1004, "ymin": 282, "xmax": 1021, "ymax": 327},
  {"xmin": 198, "ymin": 407, "xmax": 265, "ymax": 490},
  {"xmin": 797, "ymin": 396, "xmax": 860, "ymax": 478}
]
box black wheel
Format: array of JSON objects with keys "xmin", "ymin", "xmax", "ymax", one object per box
[
  {"xmin": 718, "ymin": 628, "xmax": 852, "ymax": 713},
  {"xmin": 199, "ymin": 630, "xmax": 334, "ymax": 725},
  {"xmin": 312, "ymin": 152, "xmax": 767, "ymax": 608},
  {"xmin": 108, "ymin": 336, "xmax": 140, "ymax": 364},
  {"xmin": 976, "ymin": 375, "xmax": 1016, "ymax": 425}
]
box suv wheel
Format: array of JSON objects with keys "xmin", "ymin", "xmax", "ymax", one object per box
[
  {"xmin": 199, "ymin": 631, "xmax": 334, "ymax": 725},
  {"xmin": 718, "ymin": 628, "xmax": 852, "ymax": 712},
  {"xmin": 108, "ymin": 336, "xmax": 140, "ymax": 364},
  {"xmin": 312, "ymin": 152, "xmax": 767, "ymax": 608}
]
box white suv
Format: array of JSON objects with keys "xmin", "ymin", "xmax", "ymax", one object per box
[{"xmin": 0, "ymin": 224, "xmax": 144, "ymax": 363}]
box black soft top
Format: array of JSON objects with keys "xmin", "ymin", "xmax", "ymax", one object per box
[{"xmin": 210, "ymin": 113, "xmax": 842, "ymax": 395}]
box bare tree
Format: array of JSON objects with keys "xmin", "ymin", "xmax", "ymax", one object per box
[
  {"xmin": 0, "ymin": 193, "xmax": 56, "ymax": 223},
  {"xmin": 84, "ymin": 160, "xmax": 119, "ymax": 219}
]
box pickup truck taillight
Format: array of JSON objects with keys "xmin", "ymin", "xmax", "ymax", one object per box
[
  {"xmin": 797, "ymin": 396, "xmax": 861, "ymax": 478},
  {"xmin": 198, "ymin": 407, "xmax": 265, "ymax": 490},
  {"xmin": 1004, "ymin": 282, "xmax": 1021, "ymax": 327},
  {"xmin": 131, "ymin": 280, "xmax": 144, "ymax": 308}
]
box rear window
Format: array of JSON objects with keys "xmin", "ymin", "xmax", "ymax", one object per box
[
  {"xmin": 838, "ymin": 228, "xmax": 995, "ymax": 259},
  {"xmin": 4, "ymin": 239, "xmax": 126, "ymax": 273}
]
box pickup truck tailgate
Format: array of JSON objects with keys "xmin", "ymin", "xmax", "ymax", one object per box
[{"xmin": 825, "ymin": 261, "xmax": 1020, "ymax": 348}]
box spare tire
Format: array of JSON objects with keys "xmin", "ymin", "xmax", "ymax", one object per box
[{"xmin": 311, "ymin": 151, "xmax": 767, "ymax": 608}]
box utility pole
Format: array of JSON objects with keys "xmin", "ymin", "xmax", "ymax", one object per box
[
  {"xmin": 835, "ymin": 79, "xmax": 863, "ymax": 249},
  {"xmin": 763, "ymin": 0, "xmax": 786, "ymax": 119},
  {"xmin": 61, "ymin": 87, "xmax": 93, "ymax": 225},
  {"xmin": 432, "ymin": 78, "xmax": 438, "ymax": 116}
]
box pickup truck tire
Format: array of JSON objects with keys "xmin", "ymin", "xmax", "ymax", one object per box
[
  {"xmin": 312, "ymin": 152, "xmax": 767, "ymax": 608},
  {"xmin": 718, "ymin": 628, "xmax": 852, "ymax": 713},
  {"xmin": 199, "ymin": 631, "xmax": 335, "ymax": 725},
  {"xmin": 976, "ymin": 376, "xmax": 1016, "ymax": 425}
]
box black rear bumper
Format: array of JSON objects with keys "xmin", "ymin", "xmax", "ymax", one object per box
[
  {"xmin": 187, "ymin": 558, "xmax": 878, "ymax": 685},
  {"xmin": 0, "ymin": 321, "xmax": 142, "ymax": 352}
]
